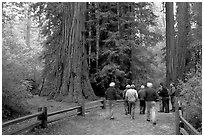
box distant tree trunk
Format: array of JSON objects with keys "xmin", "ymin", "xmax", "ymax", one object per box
[
  {"xmin": 87, "ymin": 3, "xmax": 92, "ymax": 69},
  {"xmin": 165, "ymin": 2, "xmax": 175, "ymax": 87},
  {"xmin": 117, "ymin": 2, "xmax": 120, "ymax": 33},
  {"xmin": 42, "ymin": 3, "xmax": 96, "ymax": 103},
  {"xmin": 25, "ymin": 3, "xmax": 31, "ymax": 49},
  {"xmin": 176, "ymin": 2, "xmax": 190, "ymax": 81},
  {"xmin": 95, "ymin": 2, "xmax": 100, "ymax": 72}
]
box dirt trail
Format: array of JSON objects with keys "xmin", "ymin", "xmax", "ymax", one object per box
[{"xmin": 28, "ymin": 102, "xmax": 175, "ymax": 135}]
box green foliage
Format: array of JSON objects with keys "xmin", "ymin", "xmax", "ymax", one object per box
[
  {"xmin": 86, "ymin": 2, "xmax": 162, "ymax": 93},
  {"xmin": 2, "ymin": 2, "xmax": 43, "ymax": 119},
  {"xmin": 178, "ymin": 71, "xmax": 202, "ymax": 132}
]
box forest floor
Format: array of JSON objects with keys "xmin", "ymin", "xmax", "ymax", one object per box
[{"xmin": 3, "ymin": 96, "xmax": 176, "ymax": 135}]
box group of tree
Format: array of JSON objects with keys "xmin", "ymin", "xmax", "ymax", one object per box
[{"xmin": 31, "ymin": 2, "xmax": 163, "ymax": 102}]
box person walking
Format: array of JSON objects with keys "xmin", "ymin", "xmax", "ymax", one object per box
[
  {"xmin": 169, "ymin": 83, "xmax": 176, "ymax": 112},
  {"xmin": 159, "ymin": 83, "xmax": 170, "ymax": 113},
  {"xmin": 138, "ymin": 85, "xmax": 146, "ymax": 114},
  {"xmin": 144, "ymin": 82, "xmax": 159, "ymax": 125},
  {"xmin": 123, "ymin": 85, "xmax": 131, "ymax": 115},
  {"xmin": 105, "ymin": 82, "xmax": 119, "ymax": 119},
  {"xmin": 125, "ymin": 84, "xmax": 138, "ymax": 119}
]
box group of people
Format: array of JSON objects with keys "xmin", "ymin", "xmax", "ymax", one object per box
[
  {"xmin": 158, "ymin": 82, "xmax": 176, "ymax": 113},
  {"xmin": 105, "ymin": 81, "xmax": 176, "ymax": 125}
]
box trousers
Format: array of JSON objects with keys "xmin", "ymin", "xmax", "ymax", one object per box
[
  {"xmin": 146, "ymin": 101, "xmax": 156, "ymax": 123},
  {"xmin": 128, "ymin": 101, "xmax": 136, "ymax": 119},
  {"xmin": 139, "ymin": 100, "xmax": 146, "ymax": 114},
  {"xmin": 108, "ymin": 100, "xmax": 115, "ymax": 118}
]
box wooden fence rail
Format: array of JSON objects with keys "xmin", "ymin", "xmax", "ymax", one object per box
[
  {"xmin": 175, "ymin": 97, "xmax": 201, "ymax": 135},
  {"xmin": 2, "ymin": 98, "xmax": 107, "ymax": 135}
]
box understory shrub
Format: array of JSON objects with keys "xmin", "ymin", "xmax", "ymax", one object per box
[{"xmin": 178, "ymin": 72, "xmax": 202, "ymax": 132}]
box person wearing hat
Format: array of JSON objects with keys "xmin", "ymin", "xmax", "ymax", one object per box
[
  {"xmin": 105, "ymin": 82, "xmax": 119, "ymax": 119},
  {"xmin": 123, "ymin": 85, "xmax": 131, "ymax": 115},
  {"xmin": 125, "ymin": 84, "xmax": 138, "ymax": 119},
  {"xmin": 144, "ymin": 82, "xmax": 159, "ymax": 125},
  {"xmin": 138, "ymin": 85, "xmax": 146, "ymax": 114}
]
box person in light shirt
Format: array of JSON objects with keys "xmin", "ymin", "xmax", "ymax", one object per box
[
  {"xmin": 123, "ymin": 85, "xmax": 131, "ymax": 115},
  {"xmin": 125, "ymin": 84, "xmax": 138, "ymax": 119}
]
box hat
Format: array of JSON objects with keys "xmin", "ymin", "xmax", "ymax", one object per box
[
  {"xmin": 131, "ymin": 84, "xmax": 135, "ymax": 88},
  {"xmin": 109, "ymin": 82, "xmax": 115, "ymax": 87},
  {"xmin": 141, "ymin": 85, "xmax": 145, "ymax": 89},
  {"xmin": 126, "ymin": 85, "xmax": 131, "ymax": 88},
  {"xmin": 147, "ymin": 82, "xmax": 153, "ymax": 88}
]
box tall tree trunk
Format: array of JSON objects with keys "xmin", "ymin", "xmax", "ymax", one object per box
[
  {"xmin": 165, "ymin": 2, "xmax": 175, "ymax": 87},
  {"xmin": 87, "ymin": 3, "xmax": 92, "ymax": 69},
  {"xmin": 176, "ymin": 2, "xmax": 190, "ymax": 81},
  {"xmin": 117, "ymin": 2, "xmax": 120, "ymax": 33},
  {"xmin": 43, "ymin": 3, "xmax": 96, "ymax": 103},
  {"xmin": 95, "ymin": 2, "xmax": 100, "ymax": 73},
  {"xmin": 25, "ymin": 3, "xmax": 31, "ymax": 49}
]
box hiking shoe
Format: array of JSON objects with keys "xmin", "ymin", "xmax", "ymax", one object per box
[{"xmin": 158, "ymin": 111, "xmax": 164, "ymax": 112}]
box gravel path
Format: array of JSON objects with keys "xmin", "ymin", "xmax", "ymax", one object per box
[{"xmin": 28, "ymin": 102, "xmax": 176, "ymax": 135}]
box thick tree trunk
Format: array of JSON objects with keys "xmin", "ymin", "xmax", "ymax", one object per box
[
  {"xmin": 165, "ymin": 2, "xmax": 176, "ymax": 87},
  {"xmin": 176, "ymin": 2, "xmax": 189, "ymax": 81},
  {"xmin": 43, "ymin": 3, "xmax": 96, "ymax": 103}
]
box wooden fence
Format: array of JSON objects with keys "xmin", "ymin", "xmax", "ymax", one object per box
[
  {"xmin": 175, "ymin": 97, "xmax": 201, "ymax": 135},
  {"xmin": 2, "ymin": 98, "xmax": 108, "ymax": 135},
  {"xmin": 4, "ymin": 98, "xmax": 201, "ymax": 135}
]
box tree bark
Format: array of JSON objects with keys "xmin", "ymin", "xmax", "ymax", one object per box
[
  {"xmin": 42, "ymin": 3, "xmax": 96, "ymax": 103},
  {"xmin": 176, "ymin": 2, "xmax": 189, "ymax": 81},
  {"xmin": 165, "ymin": 2, "xmax": 176, "ymax": 87},
  {"xmin": 25, "ymin": 3, "xmax": 31, "ymax": 49},
  {"xmin": 95, "ymin": 2, "xmax": 100, "ymax": 73}
]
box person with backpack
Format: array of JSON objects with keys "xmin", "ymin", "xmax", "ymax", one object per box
[
  {"xmin": 125, "ymin": 84, "xmax": 138, "ymax": 119},
  {"xmin": 138, "ymin": 85, "xmax": 146, "ymax": 114},
  {"xmin": 123, "ymin": 85, "xmax": 131, "ymax": 115}
]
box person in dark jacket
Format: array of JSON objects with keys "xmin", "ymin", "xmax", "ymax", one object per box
[
  {"xmin": 138, "ymin": 85, "xmax": 146, "ymax": 114},
  {"xmin": 144, "ymin": 82, "xmax": 159, "ymax": 125},
  {"xmin": 123, "ymin": 85, "xmax": 131, "ymax": 115},
  {"xmin": 105, "ymin": 82, "xmax": 119, "ymax": 119},
  {"xmin": 159, "ymin": 83, "xmax": 169, "ymax": 113}
]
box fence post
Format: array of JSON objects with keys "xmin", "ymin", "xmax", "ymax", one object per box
[
  {"xmin": 41, "ymin": 107, "xmax": 47, "ymax": 128},
  {"xmin": 37, "ymin": 107, "xmax": 42, "ymax": 128},
  {"xmin": 101, "ymin": 98, "xmax": 106, "ymax": 109},
  {"xmin": 175, "ymin": 97, "xmax": 180, "ymax": 135},
  {"xmin": 77, "ymin": 100, "xmax": 85, "ymax": 116}
]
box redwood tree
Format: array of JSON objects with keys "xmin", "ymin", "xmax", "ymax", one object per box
[
  {"xmin": 165, "ymin": 2, "xmax": 176, "ymax": 86},
  {"xmin": 37, "ymin": 2, "xmax": 96, "ymax": 102}
]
